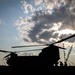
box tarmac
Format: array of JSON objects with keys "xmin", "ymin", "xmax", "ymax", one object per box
[{"xmin": 0, "ymin": 66, "xmax": 75, "ymax": 74}]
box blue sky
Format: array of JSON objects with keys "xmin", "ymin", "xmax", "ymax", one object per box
[
  {"xmin": 0, "ymin": 0, "xmax": 75, "ymax": 65},
  {"xmin": 0, "ymin": 0, "xmax": 24, "ymax": 50}
]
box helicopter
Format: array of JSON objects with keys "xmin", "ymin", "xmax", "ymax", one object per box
[{"xmin": 0, "ymin": 34, "xmax": 75, "ymax": 68}]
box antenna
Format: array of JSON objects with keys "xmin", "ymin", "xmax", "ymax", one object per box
[
  {"xmin": 65, "ymin": 45, "xmax": 73, "ymax": 66},
  {"xmin": 63, "ymin": 43, "xmax": 66, "ymax": 65}
]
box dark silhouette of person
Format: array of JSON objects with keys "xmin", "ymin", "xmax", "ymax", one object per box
[
  {"xmin": 64, "ymin": 62, "xmax": 67, "ymax": 66},
  {"xmin": 60, "ymin": 61, "xmax": 63, "ymax": 66},
  {"xmin": 39, "ymin": 44, "xmax": 60, "ymax": 67}
]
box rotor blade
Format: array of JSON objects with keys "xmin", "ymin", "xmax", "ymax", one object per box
[
  {"xmin": 57, "ymin": 46, "xmax": 66, "ymax": 49},
  {"xmin": 52, "ymin": 34, "xmax": 75, "ymax": 45},
  {"xmin": 0, "ymin": 50, "xmax": 11, "ymax": 53},
  {"xmin": 12, "ymin": 44, "xmax": 48, "ymax": 48},
  {"xmin": 49, "ymin": 45, "xmax": 66, "ymax": 49},
  {"xmin": 15, "ymin": 49, "xmax": 42, "ymax": 52},
  {"xmin": 12, "ymin": 34, "xmax": 75, "ymax": 48},
  {"xmin": 15, "ymin": 46, "xmax": 66, "ymax": 53}
]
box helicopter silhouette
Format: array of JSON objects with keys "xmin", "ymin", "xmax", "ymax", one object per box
[{"xmin": 0, "ymin": 34, "xmax": 75, "ymax": 68}]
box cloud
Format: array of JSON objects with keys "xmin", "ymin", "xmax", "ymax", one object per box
[
  {"xmin": 33, "ymin": 0, "xmax": 43, "ymax": 6},
  {"xmin": 43, "ymin": 0, "xmax": 66, "ymax": 10},
  {"xmin": 0, "ymin": 20, "xmax": 5, "ymax": 26},
  {"xmin": 21, "ymin": 1, "xmax": 35, "ymax": 14},
  {"xmin": 15, "ymin": 0, "xmax": 75, "ymax": 46},
  {"xmin": 0, "ymin": 20, "xmax": 2, "ymax": 24}
]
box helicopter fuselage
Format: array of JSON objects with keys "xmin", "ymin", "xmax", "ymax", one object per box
[{"xmin": 6, "ymin": 45, "xmax": 60, "ymax": 67}]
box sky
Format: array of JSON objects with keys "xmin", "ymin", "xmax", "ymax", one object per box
[{"xmin": 0, "ymin": 0, "xmax": 75, "ymax": 65}]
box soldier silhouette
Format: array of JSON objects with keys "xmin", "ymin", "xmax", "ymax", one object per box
[
  {"xmin": 60, "ymin": 61, "xmax": 63, "ymax": 66},
  {"xmin": 39, "ymin": 44, "xmax": 60, "ymax": 67}
]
